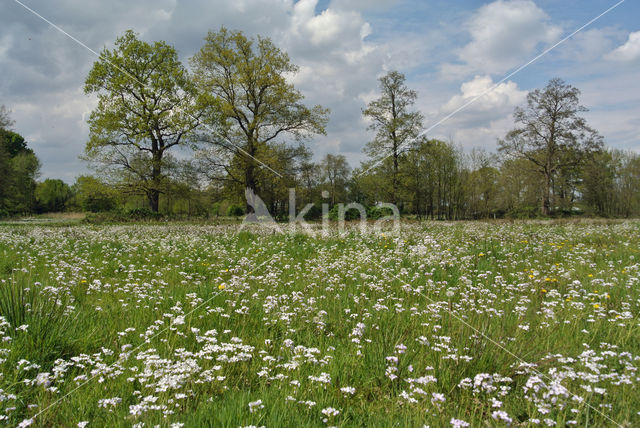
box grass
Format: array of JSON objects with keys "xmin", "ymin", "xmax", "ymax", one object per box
[{"xmin": 0, "ymin": 221, "xmax": 638, "ymax": 427}]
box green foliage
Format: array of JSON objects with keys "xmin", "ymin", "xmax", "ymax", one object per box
[
  {"xmin": 363, "ymin": 71, "xmax": 424, "ymax": 203},
  {"xmin": 35, "ymin": 179, "xmax": 71, "ymax": 213},
  {"xmin": 499, "ymin": 78, "xmax": 603, "ymax": 216},
  {"xmin": 0, "ymin": 127, "xmax": 40, "ymax": 216},
  {"xmin": 84, "ymin": 30, "xmax": 204, "ymax": 212},
  {"xmin": 71, "ymin": 175, "xmax": 118, "ymax": 213},
  {"xmin": 191, "ymin": 27, "xmax": 328, "ymax": 212},
  {"xmin": 226, "ymin": 204, "xmax": 244, "ymax": 217}
]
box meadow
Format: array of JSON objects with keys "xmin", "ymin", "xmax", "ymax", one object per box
[{"xmin": 0, "ymin": 221, "xmax": 638, "ymax": 427}]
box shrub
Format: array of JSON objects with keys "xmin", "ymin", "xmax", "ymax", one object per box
[
  {"xmin": 227, "ymin": 204, "xmax": 245, "ymax": 217},
  {"xmin": 127, "ymin": 207, "xmax": 163, "ymax": 220}
]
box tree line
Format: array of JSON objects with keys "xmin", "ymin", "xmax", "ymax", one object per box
[{"xmin": 1, "ymin": 28, "xmax": 639, "ymax": 220}]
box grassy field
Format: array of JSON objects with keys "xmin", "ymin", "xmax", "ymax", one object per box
[{"xmin": 0, "ymin": 221, "xmax": 638, "ymax": 427}]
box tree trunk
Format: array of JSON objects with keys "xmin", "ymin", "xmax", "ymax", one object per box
[
  {"xmin": 148, "ymin": 190, "xmax": 159, "ymax": 213},
  {"xmin": 245, "ymin": 161, "xmax": 256, "ymax": 214},
  {"xmin": 149, "ymin": 149, "xmax": 162, "ymax": 213},
  {"xmin": 542, "ymin": 172, "xmax": 551, "ymax": 216}
]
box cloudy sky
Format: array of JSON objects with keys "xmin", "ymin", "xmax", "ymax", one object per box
[{"xmin": 1, "ymin": 0, "xmax": 639, "ymax": 182}]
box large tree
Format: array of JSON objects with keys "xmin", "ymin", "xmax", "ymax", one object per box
[
  {"xmin": 190, "ymin": 27, "xmax": 328, "ymax": 213},
  {"xmin": 84, "ymin": 30, "xmax": 204, "ymax": 212},
  {"xmin": 499, "ymin": 78, "xmax": 603, "ymax": 216},
  {"xmin": 363, "ymin": 71, "xmax": 424, "ymax": 204}
]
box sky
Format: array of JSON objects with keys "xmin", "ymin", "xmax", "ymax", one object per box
[{"xmin": 1, "ymin": 0, "xmax": 639, "ymax": 183}]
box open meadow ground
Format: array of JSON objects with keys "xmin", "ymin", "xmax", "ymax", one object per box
[{"xmin": 0, "ymin": 221, "xmax": 639, "ymax": 427}]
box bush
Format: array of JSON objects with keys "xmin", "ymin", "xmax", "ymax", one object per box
[
  {"xmin": 126, "ymin": 207, "xmax": 163, "ymax": 220},
  {"xmin": 83, "ymin": 208, "xmax": 163, "ymax": 224},
  {"xmin": 367, "ymin": 205, "xmax": 395, "ymax": 220},
  {"xmin": 227, "ymin": 204, "xmax": 244, "ymax": 217}
]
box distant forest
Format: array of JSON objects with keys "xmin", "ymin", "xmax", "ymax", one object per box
[{"xmin": 1, "ymin": 29, "xmax": 639, "ymax": 221}]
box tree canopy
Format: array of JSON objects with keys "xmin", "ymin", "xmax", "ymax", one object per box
[
  {"xmin": 84, "ymin": 30, "xmax": 205, "ymax": 212},
  {"xmin": 191, "ymin": 27, "xmax": 329, "ymax": 213},
  {"xmin": 499, "ymin": 78, "xmax": 603, "ymax": 215}
]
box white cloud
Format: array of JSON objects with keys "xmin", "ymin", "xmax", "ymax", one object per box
[
  {"xmin": 440, "ymin": 75, "xmax": 527, "ymax": 125},
  {"xmin": 456, "ymin": 0, "xmax": 562, "ymax": 75},
  {"xmin": 429, "ymin": 75, "xmax": 528, "ymax": 149},
  {"xmin": 606, "ymin": 31, "xmax": 640, "ymax": 63},
  {"xmin": 1, "ymin": 0, "xmax": 392, "ymax": 178}
]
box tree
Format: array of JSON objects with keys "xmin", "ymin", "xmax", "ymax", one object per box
[
  {"xmin": 36, "ymin": 179, "xmax": 71, "ymax": 212},
  {"xmin": 499, "ymin": 78, "xmax": 603, "ymax": 216},
  {"xmin": 84, "ymin": 30, "xmax": 204, "ymax": 212},
  {"xmin": 319, "ymin": 154, "xmax": 351, "ymax": 206},
  {"xmin": 71, "ymin": 175, "xmax": 118, "ymax": 212},
  {"xmin": 0, "ymin": 105, "xmax": 14, "ymax": 131},
  {"xmin": 0, "ymin": 125, "xmax": 40, "ymax": 216},
  {"xmin": 191, "ymin": 27, "xmax": 328, "ymax": 213},
  {"xmin": 363, "ymin": 71, "xmax": 424, "ymax": 204}
]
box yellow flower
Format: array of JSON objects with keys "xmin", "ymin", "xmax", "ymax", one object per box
[
  {"xmin": 593, "ymin": 303, "xmax": 600, "ymax": 309},
  {"xmin": 541, "ymin": 289, "xmax": 547, "ymax": 293},
  {"xmin": 478, "ymin": 253, "xmax": 485, "ymax": 257},
  {"xmin": 606, "ymin": 294, "xmax": 610, "ymax": 299},
  {"xmin": 545, "ymin": 277, "xmax": 551, "ymax": 282},
  {"xmin": 218, "ymin": 284, "xmax": 225, "ymax": 290},
  {"xmin": 529, "ymin": 274, "xmax": 535, "ymax": 279},
  {"xmin": 588, "ymin": 274, "xmax": 593, "ymax": 278},
  {"xmin": 81, "ymin": 280, "xmax": 87, "ymax": 283}
]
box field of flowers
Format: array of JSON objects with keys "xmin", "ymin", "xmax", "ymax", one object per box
[{"xmin": 0, "ymin": 221, "xmax": 639, "ymax": 427}]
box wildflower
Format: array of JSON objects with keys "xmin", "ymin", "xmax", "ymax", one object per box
[
  {"xmin": 340, "ymin": 386, "xmax": 356, "ymax": 395},
  {"xmin": 431, "ymin": 392, "xmax": 445, "ymax": 405},
  {"xmin": 218, "ymin": 284, "xmax": 225, "ymax": 290},
  {"xmin": 450, "ymin": 418, "xmax": 470, "ymax": 428},
  {"xmin": 248, "ymin": 399, "xmax": 264, "ymax": 413},
  {"xmin": 321, "ymin": 407, "xmax": 340, "ymax": 417}
]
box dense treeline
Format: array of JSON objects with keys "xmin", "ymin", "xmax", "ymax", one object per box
[{"xmin": 1, "ymin": 29, "xmax": 639, "ymax": 220}]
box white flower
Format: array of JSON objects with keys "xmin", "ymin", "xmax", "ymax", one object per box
[
  {"xmin": 340, "ymin": 386, "xmax": 356, "ymax": 395},
  {"xmin": 248, "ymin": 399, "xmax": 264, "ymax": 413},
  {"xmin": 321, "ymin": 407, "xmax": 340, "ymax": 417},
  {"xmin": 450, "ymin": 419, "xmax": 470, "ymax": 428}
]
